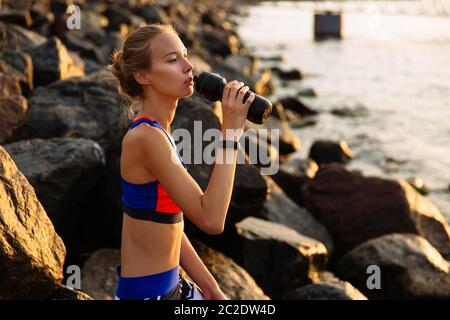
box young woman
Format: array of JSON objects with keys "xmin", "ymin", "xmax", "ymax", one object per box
[{"xmin": 108, "ymin": 24, "xmax": 255, "ymax": 300}]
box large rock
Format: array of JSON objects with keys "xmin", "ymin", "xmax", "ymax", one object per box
[
  {"xmin": 259, "ymin": 176, "xmax": 333, "ymax": 254},
  {"xmin": 309, "ymin": 140, "xmax": 353, "ymax": 166},
  {"xmin": 303, "ymin": 164, "xmax": 450, "ymax": 260},
  {"xmin": 81, "ymin": 249, "xmax": 120, "ymax": 300},
  {"xmin": 192, "ymin": 241, "xmax": 270, "ymax": 300},
  {"xmin": 0, "ymin": 146, "xmax": 66, "ymax": 299},
  {"xmin": 29, "ymin": 37, "xmax": 85, "ymax": 87},
  {"xmin": 282, "ymin": 272, "xmax": 367, "ymax": 300},
  {"xmin": 235, "ymin": 217, "xmax": 328, "ymax": 299},
  {"xmin": 13, "ymin": 70, "xmax": 125, "ymax": 145},
  {"xmin": 0, "ymin": 20, "xmax": 46, "ymax": 52},
  {"xmin": 4, "ymin": 138, "xmax": 106, "ymax": 233},
  {"xmin": 336, "ymin": 233, "xmax": 450, "ymax": 299}
]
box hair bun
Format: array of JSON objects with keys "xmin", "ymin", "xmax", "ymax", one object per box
[{"xmin": 108, "ymin": 50, "xmax": 142, "ymax": 98}]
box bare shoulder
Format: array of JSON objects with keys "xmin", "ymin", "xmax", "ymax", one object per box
[
  {"xmin": 122, "ymin": 123, "xmax": 176, "ymax": 170},
  {"xmin": 122, "ymin": 123, "xmax": 168, "ymax": 152}
]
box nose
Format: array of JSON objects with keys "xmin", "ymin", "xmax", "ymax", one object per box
[{"xmin": 184, "ymin": 58, "xmax": 193, "ymax": 74}]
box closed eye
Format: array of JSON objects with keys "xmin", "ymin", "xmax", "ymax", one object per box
[{"xmin": 168, "ymin": 53, "xmax": 189, "ymax": 63}]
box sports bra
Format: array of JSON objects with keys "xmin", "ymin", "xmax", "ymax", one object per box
[{"xmin": 120, "ymin": 116, "xmax": 187, "ymax": 224}]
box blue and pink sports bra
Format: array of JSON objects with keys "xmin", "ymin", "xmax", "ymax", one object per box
[{"xmin": 121, "ymin": 116, "xmax": 187, "ymax": 224}]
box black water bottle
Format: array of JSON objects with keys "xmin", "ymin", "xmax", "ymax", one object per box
[{"xmin": 193, "ymin": 72, "xmax": 272, "ymax": 124}]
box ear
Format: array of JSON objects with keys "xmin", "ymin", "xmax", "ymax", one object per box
[{"xmin": 133, "ymin": 71, "xmax": 152, "ymax": 86}]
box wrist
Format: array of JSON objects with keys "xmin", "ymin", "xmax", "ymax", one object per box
[
  {"xmin": 221, "ymin": 127, "xmax": 243, "ymax": 141},
  {"xmin": 217, "ymin": 139, "xmax": 240, "ymax": 150}
]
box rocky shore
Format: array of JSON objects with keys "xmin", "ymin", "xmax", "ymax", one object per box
[{"xmin": 1, "ymin": 0, "xmax": 449, "ymax": 300}]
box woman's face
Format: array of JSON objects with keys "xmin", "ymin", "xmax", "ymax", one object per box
[{"xmin": 147, "ymin": 32, "xmax": 194, "ymax": 98}]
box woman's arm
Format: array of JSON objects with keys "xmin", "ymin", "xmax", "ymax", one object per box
[
  {"xmin": 179, "ymin": 232, "xmax": 227, "ymax": 300},
  {"xmin": 137, "ymin": 81, "xmax": 254, "ymax": 235}
]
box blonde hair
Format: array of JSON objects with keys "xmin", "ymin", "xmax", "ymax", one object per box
[{"xmin": 108, "ymin": 24, "xmax": 178, "ymax": 119}]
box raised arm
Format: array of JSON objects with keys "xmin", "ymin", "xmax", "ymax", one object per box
[{"xmin": 138, "ymin": 80, "xmax": 254, "ymax": 234}]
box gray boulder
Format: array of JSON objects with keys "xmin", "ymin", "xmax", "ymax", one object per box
[
  {"xmin": 336, "ymin": 233, "xmax": 450, "ymax": 299},
  {"xmin": 236, "ymin": 217, "xmax": 328, "ymax": 298}
]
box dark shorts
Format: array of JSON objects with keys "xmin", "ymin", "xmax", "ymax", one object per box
[{"xmin": 114, "ymin": 265, "xmax": 204, "ymax": 300}]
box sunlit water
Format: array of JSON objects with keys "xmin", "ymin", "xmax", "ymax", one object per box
[{"xmin": 236, "ymin": 1, "xmax": 450, "ymax": 222}]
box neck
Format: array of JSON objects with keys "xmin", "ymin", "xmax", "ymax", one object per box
[{"xmin": 136, "ymin": 91, "xmax": 178, "ymax": 134}]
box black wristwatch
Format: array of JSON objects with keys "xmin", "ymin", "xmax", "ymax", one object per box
[{"xmin": 218, "ymin": 139, "xmax": 240, "ymax": 150}]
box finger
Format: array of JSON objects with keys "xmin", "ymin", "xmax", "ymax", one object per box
[
  {"xmin": 244, "ymin": 92, "xmax": 256, "ymax": 107},
  {"xmin": 222, "ymin": 80, "xmax": 236, "ymax": 102},
  {"xmin": 238, "ymin": 86, "xmax": 250, "ymax": 102},
  {"xmin": 233, "ymin": 82, "xmax": 245, "ymax": 98},
  {"xmin": 228, "ymin": 81, "xmax": 240, "ymax": 101}
]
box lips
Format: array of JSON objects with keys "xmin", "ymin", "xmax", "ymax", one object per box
[{"xmin": 185, "ymin": 76, "xmax": 193, "ymax": 84}]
